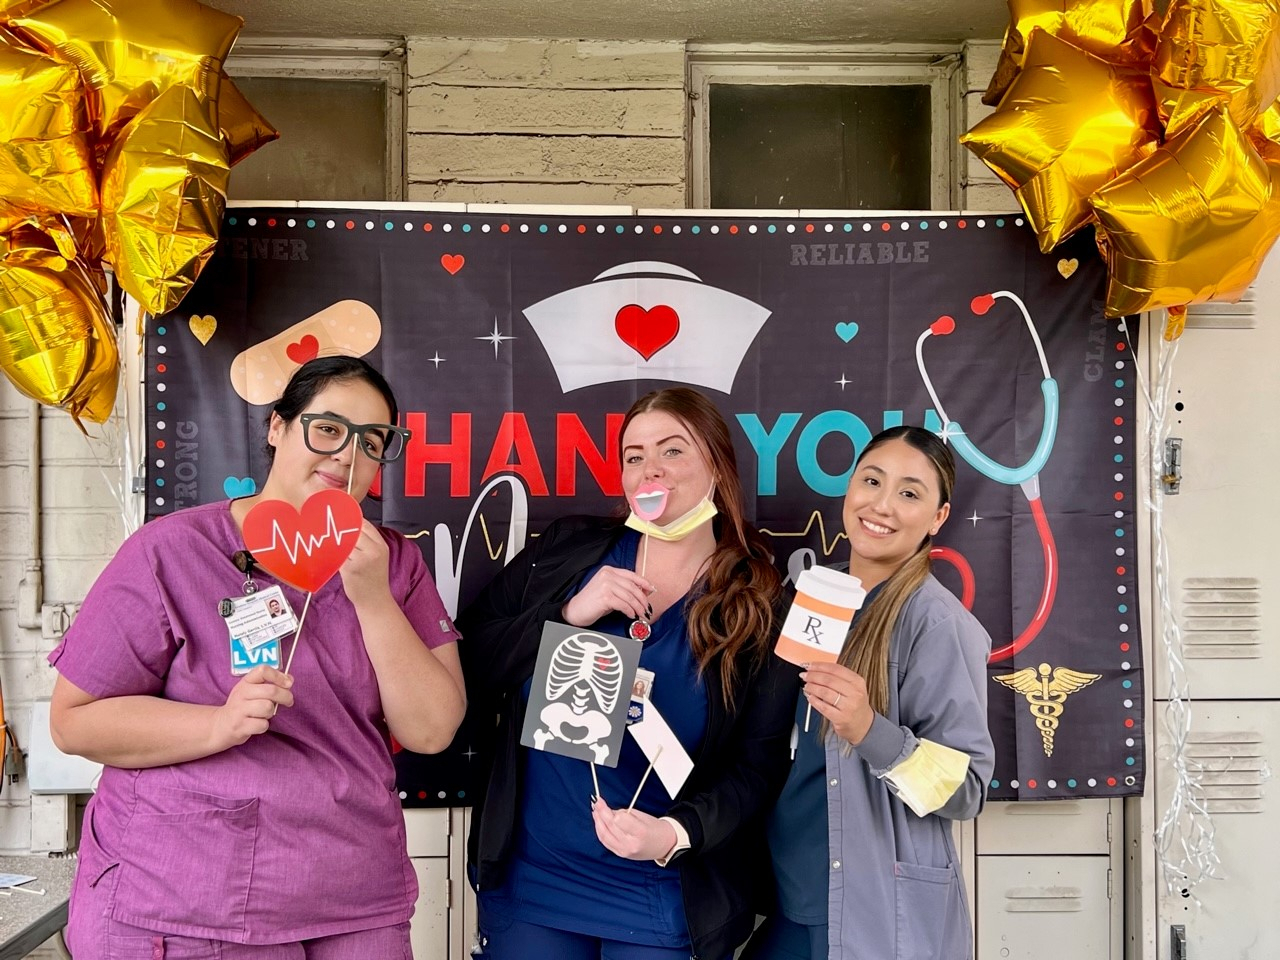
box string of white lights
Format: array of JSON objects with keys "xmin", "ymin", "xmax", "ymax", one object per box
[{"xmin": 1125, "ymin": 318, "xmax": 1220, "ymax": 900}]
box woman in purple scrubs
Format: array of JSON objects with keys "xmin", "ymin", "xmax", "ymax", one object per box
[{"xmin": 48, "ymin": 356, "xmax": 466, "ymax": 959}]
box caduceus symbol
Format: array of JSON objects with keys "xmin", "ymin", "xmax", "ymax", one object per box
[{"xmin": 993, "ymin": 662, "xmax": 1101, "ymax": 758}]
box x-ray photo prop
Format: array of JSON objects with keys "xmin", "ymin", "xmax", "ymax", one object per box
[
  {"xmin": 521, "ymin": 622, "xmax": 642, "ymax": 767},
  {"xmin": 775, "ymin": 567, "xmax": 867, "ymax": 665}
]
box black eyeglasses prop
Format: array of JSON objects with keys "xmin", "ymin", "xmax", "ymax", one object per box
[{"xmin": 299, "ymin": 413, "xmax": 412, "ymax": 463}]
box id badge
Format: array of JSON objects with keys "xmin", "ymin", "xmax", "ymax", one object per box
[
  {"xmin": 627, "ymin": 668, "xmax": 656, "ymax": 725},
  {"xmin": 223, "ymin": 586, "xmax": 296, "ymax": 675},
  {"xmin": 229, "ymin": 635, "xmax": 282, "ymax": 675}
]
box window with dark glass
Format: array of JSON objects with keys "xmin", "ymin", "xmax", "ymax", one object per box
[{"xmin": 709, "ymin": 84, "xmax": 932, "ymax": 209}]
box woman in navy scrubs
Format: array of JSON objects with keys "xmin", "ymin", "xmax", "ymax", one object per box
[{"xmin": 460, "ymin": 387, "xmax": 798, "ymax": 960}]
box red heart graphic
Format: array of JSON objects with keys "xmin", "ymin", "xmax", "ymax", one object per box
[
  {"xmin": 440, "ymin": 254, "xmax": 465, "ymax": 275},
  {"xmin": 615, "ymin": 304, "xmax": 679, "ymax": 360},
  {"xmin": 285, "ymin": 334, "xmax": 319, "ymax": 364},
  {"xmin": 242, "ymin": 489, "xmax": 365, "ymax": 593}
]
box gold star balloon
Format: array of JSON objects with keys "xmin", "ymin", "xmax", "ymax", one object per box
[
  {"xmin": 7, "ymin": 0, "xmax": 241, "ymax": 143},
  {"xmin": 984, "ymin": 0, "xmax": 1155, "ymax": 105},
  {"xmin": 0, "ymin": 231, "xmax": 118, "ymax": 426},
  {"xmin": 0, "ymin": 0, "xmax": 273, "ymax": 423},
  {"xmin": 217, "ymin": 73, "xmax": 279, "ymax": 166},
  {"xmin": 0, "ymin": 45, "xmax": 97, "ymax": 227},
  {"xmin": 101, "ymin": 82, "xmax": 230, "ymax": 317},
  {"xmin": 1091, "ymin": 106, "xmax": 1280, "ymax": 317},
  {"xmin": 961, "ymin": 29, "xmax": 1162, "ymax": 253},
  {"xmin": 0, "ymin": 1, "xmax": 52, "ymax": 23},
  {"xmin": 1154, "ymin": 0, "xmax": 1280, "ymax": 138},
  {"xmin": 65, "ymin": 276, "xmax": 118, "ymax": 425},
  {"xmin": 1255, "ymin": 94, "xmax": 1280, "ymax": 146}
]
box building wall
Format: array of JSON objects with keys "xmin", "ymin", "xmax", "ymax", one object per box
[
  {"xmin": 959, "ymin": 39, "xmax": 1006, "ymax": 213},
  {"xmin": 405, "ymin": 38, "xmax": 688, "ymax": 207},
  {"xmin": 0, "ymin": 393, "xmax": 124, "ymax": 854}
]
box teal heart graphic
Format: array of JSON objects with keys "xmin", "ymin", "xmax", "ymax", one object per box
[
  {"xmin": 223, "ymin": 476, "xmax": 256, "ymax": 498},
  {"xmin": 835, "ymin": 321, "xmax": 860, "ymax": 342}
]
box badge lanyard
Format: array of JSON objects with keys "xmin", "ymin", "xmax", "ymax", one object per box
[{"xmin": 628, "ymin": 535, "xmax": 654, "ymax": 641}]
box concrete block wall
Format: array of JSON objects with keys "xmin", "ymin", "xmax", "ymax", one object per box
[
  {"xmin": 405, "ymin": 39, "xmax": 688, "ymax": 207},
  {"xmin": 958, "ymin": 39, "xmax": 1010, "ymax": 213},
  {"xmin": 0, "ymin": 390, "xmax": 123, "ymax": 855}
]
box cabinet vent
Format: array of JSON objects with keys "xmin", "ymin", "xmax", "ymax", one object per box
[
  {"xmin": 1003, "ymin": 886, "xmax": 1084, "ymax": 913},
  {"xmin": 1185, "ymin": 730, "xmax": 1266, "ymax": 815},
  {"xmin": 1184, "ymin": 286, "xmax": 1258, "ymax": 329},
  {"xmin": 1181, "ymin": 578, "xmax": 1261, "ymax": 659}
]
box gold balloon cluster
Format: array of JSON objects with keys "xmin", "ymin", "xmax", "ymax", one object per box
[
  {"xmin": 962, "ymin": 0, "xmax": 1280, "ymax": 338},
  {"xmin": 0, "ymin": 0, "xmax": 277, "ymax": 426}
]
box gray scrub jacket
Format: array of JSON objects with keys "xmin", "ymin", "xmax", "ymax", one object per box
[{"xmin": 824, "ymin": 574, "xmax": 995, "ymax": 960}]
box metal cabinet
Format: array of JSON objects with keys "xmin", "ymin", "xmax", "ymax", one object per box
[
  {"xmin": 1153, "ymin": 701, "xmax": 1278, "ymax": 960},
  {"xmin": 977, "ymin": 855, "xmax": 1114, "ymax": 960},
  {"xmin": 405, "ymin": 808, "xmax": 451, "ymax": 960}
]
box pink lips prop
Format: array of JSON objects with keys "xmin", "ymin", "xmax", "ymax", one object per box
[{"xmin": 629, "ymin": 481, "xmax": 669, "ymax": 521}]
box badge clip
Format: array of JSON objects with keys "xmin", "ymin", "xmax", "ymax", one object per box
[{"xmin": 232, "ymin": 550, "xmax": 259, "ymax": 596}]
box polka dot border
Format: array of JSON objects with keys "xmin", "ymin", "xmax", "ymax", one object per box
[{"xmin": 224, "ymin": 215, "xmax": 1026, "ymax": 237}]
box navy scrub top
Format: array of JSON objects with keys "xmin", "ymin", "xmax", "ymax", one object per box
[{"xmin": 481, "ymin": 530, "xmax": 709, "ymax": 947}]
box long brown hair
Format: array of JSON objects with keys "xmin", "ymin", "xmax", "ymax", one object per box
[
  {"xmin": 837, "ymin": 426, "xmax": 955, "ymax": 716},
  {"xmin": 620, "ymin": 388, "xmax": 782, "ymax": 707}
]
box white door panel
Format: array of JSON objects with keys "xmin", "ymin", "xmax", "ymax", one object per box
[
  {"xmin": 411, "ymin": 857, "xmax": 450, "ymax": 960},
  {"xmin": 1154, "ymin": 701, "xmax": 1278, "ymax": 960},
  {"xmin": 1154, "ymin": 258, "xmax": 1280, "ymax": 699},
  {"xmin": 977, "ymin": 855, "xmax": 1112, "ymax": 960},
  {"xmin": 976, "ymin": 798, "xmax": 1112, "ymax": 856}
]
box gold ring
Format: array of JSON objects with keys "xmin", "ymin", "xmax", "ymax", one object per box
[{"xmin": 833, "ymin": 694, "xmax": 842, "ymax": 707}]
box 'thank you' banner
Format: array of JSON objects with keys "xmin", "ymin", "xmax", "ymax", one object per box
[{"xmin": 148, "ymin": 207, "xmax": 1144, "ymax": 805}]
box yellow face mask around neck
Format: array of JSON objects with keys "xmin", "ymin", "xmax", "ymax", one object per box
[{"xmin": 624, "ymin": 495, "xmax": 718, "ymax": 542}]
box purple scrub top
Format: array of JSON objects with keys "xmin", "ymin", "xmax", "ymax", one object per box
[{"xmin": 49, "ymin": 500, "xmax": 460, "ymax": 944}]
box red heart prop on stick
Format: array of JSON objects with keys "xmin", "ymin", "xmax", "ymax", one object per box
[
  {"xmin": 285, "ymin": 334, "xmax": 319, "ymax": 364},
  {"xmin": 242, "ymin": 489, "xmax": 365, "ymax": 593},
  {"xmin": 614, "ymin": 304, "xmax": 679, "ymax": 360}
]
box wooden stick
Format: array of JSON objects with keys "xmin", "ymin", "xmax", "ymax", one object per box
[
  {"xmin": 590, "ymin": 761, "xmax": 601, "ymax": 801},
  {"xmin": 282, "ymin": 592, "xmax": 314, "ymax": 674},
  {"xmin": 628, "ymin": 745, "xmax": 663, "ymax": 811},
  {"xmin": 804, "ymin": 701, "xmax": 813, "ymax": 734}
]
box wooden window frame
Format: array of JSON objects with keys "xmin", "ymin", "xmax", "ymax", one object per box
[
  {"xmin": 226, "ymin": 37, "xmax": 406, "ymax": 201},
  {"xmin": 687, "ymin": 44, "xmax": 962, "ymax": 211}
]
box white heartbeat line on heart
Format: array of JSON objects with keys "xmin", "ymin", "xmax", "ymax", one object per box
[{"xmin": 248, "ymin": 507, "xmax": 362, "ymax": 564}]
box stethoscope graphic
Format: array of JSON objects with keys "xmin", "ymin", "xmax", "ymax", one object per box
[{"xmin": 915, "ymin": 291, "xmax": 1059, "ymax": 663}]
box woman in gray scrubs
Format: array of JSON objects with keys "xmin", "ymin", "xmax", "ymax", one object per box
[{"xmin": 746, "ymin": 425, "xmax": 995, "ymax": 960}]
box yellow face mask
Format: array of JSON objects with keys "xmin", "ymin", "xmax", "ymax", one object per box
[
  {"xmin": 882, "ymin": 739, "xmax": 971, "ymax": 817},
  {"xmin": 624, "ymin": 493, "xmax": 718, "ymax": 542}
]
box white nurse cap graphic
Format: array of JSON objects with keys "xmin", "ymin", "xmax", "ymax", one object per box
[{"xmin": 522, "ymin": 261, "xmax": 772, "ymax": 394}]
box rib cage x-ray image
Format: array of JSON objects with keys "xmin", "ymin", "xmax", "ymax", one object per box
[{"xmin": 520, "ymin": 622, "xmax": 642, "ymax": 767}]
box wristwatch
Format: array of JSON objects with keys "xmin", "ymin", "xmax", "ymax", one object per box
[{"xmin": 655, "ymin": 816, "xmax": 691, "ymax": 866}]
